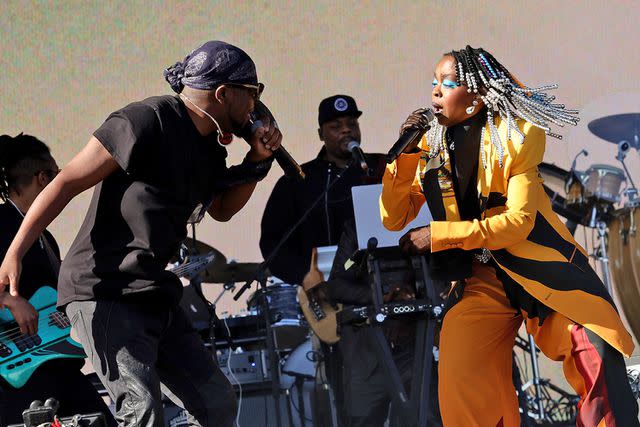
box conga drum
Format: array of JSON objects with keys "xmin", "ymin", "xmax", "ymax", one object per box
[
  {"xmin": 584, "ymin": 164, "xmax": 626, "ymax": 204},
  {"xmin": 608, "ymin": 207, "xmax": 640, "ymax": 341}
]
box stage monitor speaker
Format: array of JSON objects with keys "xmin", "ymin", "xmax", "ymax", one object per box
[
  {"xmin": 163, "ymin": 390, "xmax": 290, "ymax": 427},
  {"xmin": 236, "ymin": 389, "xmax": 291, "ymax": 427},
  {"xmin": 163, "ymin": 380, "xmax": 316, "ymax": 427}
]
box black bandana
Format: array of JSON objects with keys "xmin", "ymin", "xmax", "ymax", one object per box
[{"xmin": 164, "ymin": 41, "xmax": 258, "ymax": 93}]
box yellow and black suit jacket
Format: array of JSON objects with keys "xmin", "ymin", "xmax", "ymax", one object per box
[{"xmin": 380, "ymin": 117, "xmax": 634, "ymax": 357}]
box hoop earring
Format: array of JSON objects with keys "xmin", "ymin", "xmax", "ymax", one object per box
[{"xmin": 466, "ymin": 99, "xmax": 479, "ymax": 115}]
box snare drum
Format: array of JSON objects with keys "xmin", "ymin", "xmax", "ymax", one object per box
[
  {"xmin": 608, "ymin": 207, "xmax": 640, "ymax": 341},
  {"xmin": 248, "ymin": 283, "xmax": 308, "ymax": 350},
  {"xmin": 584, "ymin": 164, "xmax": 626, "ymax": 204}
]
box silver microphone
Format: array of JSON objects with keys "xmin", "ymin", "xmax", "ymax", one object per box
[
  {"xmin": 386, "ymin": 108, "xmax": 435, "ymax": 163},
  {"xmin": 347, "ymin": 140, "xmax": 368, "ymax": 172}
]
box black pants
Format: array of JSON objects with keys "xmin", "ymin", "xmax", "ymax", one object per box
[
  {"xmin": 66, "ymin": 299, "xmax": 237, "ymax": 427},
  {"xmin": 0, "ymin": 358, "xmax": 115, "ymax": 426}
]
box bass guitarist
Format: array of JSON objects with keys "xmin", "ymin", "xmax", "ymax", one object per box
[{"xmin": 0, "ymin": 133, "xmax": 114, "ymax": 426}]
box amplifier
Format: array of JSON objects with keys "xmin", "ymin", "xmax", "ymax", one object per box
[
  {"xmin": 164, "ymin": 404, "xmax": 188, "ymax": 427},
  {"xmin": 164, "ymin": 389, "xmax": 291, "ymax": 427},
  {"xmin": 218, "ymin": 349, "xmax": 271, "ymax": 385}
]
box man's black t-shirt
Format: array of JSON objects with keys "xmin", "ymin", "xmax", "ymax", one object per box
[
  {"xmin": 58, "ymin": 95, "xmax": 229, "ymax": 307},
  {"xmin": 0, "ymin": 203, "xmax": 60, "ymax": 300}
]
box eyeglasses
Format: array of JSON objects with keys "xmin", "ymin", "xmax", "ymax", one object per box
[{"xmin": 223, "ymin": 82, "xmax": 265, "ymax": 101}]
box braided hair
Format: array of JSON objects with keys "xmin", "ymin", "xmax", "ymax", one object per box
[
  {"xmin": 427, "ymin": 46, "xmax": 579, "ymax": 168},
  {"xmin": 0, "ymin": 133, "xmax": 53, "ymax": 202}
]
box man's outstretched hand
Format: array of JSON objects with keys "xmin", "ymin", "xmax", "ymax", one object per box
[{"xmin": 0, "ymin": 253, "xmax": 22, "ymax": 300}]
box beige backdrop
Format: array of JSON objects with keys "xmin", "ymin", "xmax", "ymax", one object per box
[{"xmin": 2, "ymin": 0, "xmax": 640, "ymax": 390}]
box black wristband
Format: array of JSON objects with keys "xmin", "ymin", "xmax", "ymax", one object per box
[{"xmin": 224, "ymin": 155, "xmax": 274, "ymax": 186}]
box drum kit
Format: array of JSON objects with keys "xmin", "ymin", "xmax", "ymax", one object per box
[
  {"xmin": 540, "ymin": 112, "xmax": 640, "ymax": 341},
  {"xmin": 171, "ymin": 237, "xmax": 316, "ymax": 427}
]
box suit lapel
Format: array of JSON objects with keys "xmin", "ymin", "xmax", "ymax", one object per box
[{"xmin": 452, "ymin": 115, "xmax": 484, "ymax": 204}]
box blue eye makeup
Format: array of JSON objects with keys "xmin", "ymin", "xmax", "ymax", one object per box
[
  {"xmin": 432, "ymin": 78, "xmax": 460, "ymax": 89},
  {"xmin": 442, "ymin": 79, "xmax": 459, "ymax": 89}
]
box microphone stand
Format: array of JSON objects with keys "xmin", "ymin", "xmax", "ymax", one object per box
[
  {"xmin": 616, "ymin": 140, "xmax": 639, "ymax": 205},
  {"xmin": 233, "ymin": 159, "xmax": 359, "ymax": 427},
  {"xmin": 185, "ymin": 222, "xmax": 229, "ymax": 356},
  {"xmin": 234, "ymin": 159, "xmax": 358, "ymax": 301}
]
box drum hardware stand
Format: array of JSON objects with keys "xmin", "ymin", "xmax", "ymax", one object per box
[
  {"xmin": 624, "ymin": 188, "xmax": 639, "ymax": 207},
  {"xmin": 339, "ymin": 238, "xmax": 444, "ymax": 426},
  {"xmin": 616, "ymin": 139, "xmax": 638, "ymax": 203},
  {"xmin": 518, "ymin": 334, "xmax": 546, "ymax": 420},
  {"xmin": 587, "ymin": 206, "xmax": 615, "ymax": 294},
  {"xmin": 513, "ymin": 335, "xmax": 579, "ymax": 423},
  {"xmin": 183, "ymin": 223, "xmax": 231, "ymax": 356},
  {"xmin": 257, "ymin": 269, "xmax": 286, "ymax": 427},
  {"xmin": 511, "ymin": 353, "xmax": 533, "ymax": 427}
]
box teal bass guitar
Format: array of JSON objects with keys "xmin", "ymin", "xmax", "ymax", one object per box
[{"xmin": 0, "ymin": 286, "xmax": 84, "ymax": 388}]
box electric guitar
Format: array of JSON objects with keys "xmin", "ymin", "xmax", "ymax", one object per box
[
  {"xmin": 0, "ymin": 252, "xmax": 217, "ymax": 389},
  {"xmin": 297, "ymin": 248, "xmax": 342, "ymax": 344},
  {"xmin": 0, "ymin": 286, "xmax": 84, "ymax": 388}
]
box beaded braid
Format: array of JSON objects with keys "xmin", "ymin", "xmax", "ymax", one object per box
[{"xmin": 427, "ymin": 46, "xmax": 579, "ymax": 169}]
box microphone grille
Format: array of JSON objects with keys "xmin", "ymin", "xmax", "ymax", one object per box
[
  {"xmin": 421, "ymin": 108, "xmax": 435, "ymax": 123},
  {"xmin": 347, "ymin": 140, "xmax": 361, "ymax": 151},
  {"xmin": 250, "ymin": 119, "xmax": 263, "ymax": 133}
]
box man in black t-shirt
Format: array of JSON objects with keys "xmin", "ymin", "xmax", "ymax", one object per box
[{"xmin": 0, "ymin": 41, "xmax": 281, "ymax": 426}]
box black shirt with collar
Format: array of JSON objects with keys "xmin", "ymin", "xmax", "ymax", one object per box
[{"xmin": 259, "ymin": 147, "xmax": 386, "ymax": 285}]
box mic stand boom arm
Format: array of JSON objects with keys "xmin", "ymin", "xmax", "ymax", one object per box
[{"xmin": 233, "ymin": 159, "xmax": 357, "ymax": 301}]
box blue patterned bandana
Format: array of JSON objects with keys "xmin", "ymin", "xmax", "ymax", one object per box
[{"xmin": 164, "ymin": 41, "xmax": 258, "ymax": 93}]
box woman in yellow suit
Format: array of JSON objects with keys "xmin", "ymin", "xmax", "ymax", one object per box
[{"xmin": 380, "ymin": 46, "xmax": 639, "ymax": 427}]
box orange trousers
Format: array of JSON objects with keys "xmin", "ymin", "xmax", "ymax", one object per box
[{"xmin": 438, "ymin": 262, "xmax": 639, "ymax": 427}]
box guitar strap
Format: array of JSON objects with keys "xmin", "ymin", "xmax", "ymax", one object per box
[
  {"xmin": 7, "ymin": 198, "xmax": 61, "ymax": 279},
  {"xmin": 41, "ymin": 233, "xmax": 61, "ymax": 280}
]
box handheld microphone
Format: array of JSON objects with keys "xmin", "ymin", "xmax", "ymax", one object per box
[
  {"xmin": 250, "ymin": 119, "xmax": 305, "ymax": 180},
  {"xmin": 347, "ymin": 140, "xmax": 368, "ymax": 172},
  {"xmin": 246, "ymin": 101, "xmax": 306, "ymax": 181},
  {"xmin": 386, "ymin": 108, "xmax": 435, "ymax": 164}
]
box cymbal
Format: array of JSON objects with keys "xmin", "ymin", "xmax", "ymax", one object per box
[
  {"xmin": 202, "ymin": 262, "xmax": 262, "ymax": 283},
  {"xmin": 170, "ymin": 237, "xmax": 227, "ymax": 279},
  {"xmin": 169, "ymin": 238, "xmax": 262, "ymax": 283},
  {"xmin": 588, "ymin": 113, "xmax": 640, "ymax": 144}
]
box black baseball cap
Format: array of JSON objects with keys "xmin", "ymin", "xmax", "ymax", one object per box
[{"xmin": 318, "ymin": 95, "xmax": 362, "ymax": 126}]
